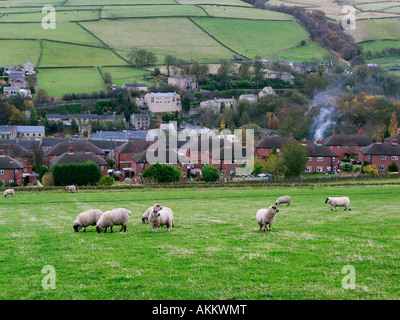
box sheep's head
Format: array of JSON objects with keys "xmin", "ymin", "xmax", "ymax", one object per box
[
  {"xmin": 325, "ymin": 198, "xmax": 329, "ymax": 203},
  {"xmin": 142, "ymin": 217, "xmax": 148, "ymax": 223},
  {"xmin": 73, "ymin": 223, "xmax": 82, "ymax": 232},
  {"xmin": 96, "ymin": 225, "xmax": 104, "ymax": 233},
  {"xmin": 275, "ymin": 202, "xmax": 279, "ymax": 207},
  {"xmin": 272, "ymin": 205, "xmax": 279, "ymax": 213}
]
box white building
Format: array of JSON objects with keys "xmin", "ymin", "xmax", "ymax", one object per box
[
  {"xmin": 258, "ymin": 86, "xmax": 275, "ymax": 99},
  {"xmin": 145, "ymin": 92, "xmax": 181, "ymax": 113}
]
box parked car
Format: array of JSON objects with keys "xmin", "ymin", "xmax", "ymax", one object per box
[{"xmin": 257, "ymin": 173, "xmax": 274, "ymax": 181}]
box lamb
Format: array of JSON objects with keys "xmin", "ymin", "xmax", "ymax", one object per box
[
  {"xmin": 256, "ymin": 205, "xmax": 279, "ymax": 232},
  {"xmin": 73, "ymin": 209, "xmax": 103, "ymax": 232},
  {"xmin": 142, "ymin": 204, "xmax": 173, "ymax": 224},
  {"xmin": 148, "ymin": 204, "xmax": 174, "ymax": 233},
  {"xmin": 96, "ymin": 208, "xmax": 131, "ymax": 233},
  {"xmin": 275, "ymin": 195, "xmax": 291, "ymax": 207},
  {"xmin": 65, "ymin": 185, "xmax": 76, "ymax": 193},
  {"xmin": 3, "ymin": 189, "xmax": 15, "ymax": 197},
  {"xmin": 325, "ymin": 197, "xmax": 351, "ymax": 211}
]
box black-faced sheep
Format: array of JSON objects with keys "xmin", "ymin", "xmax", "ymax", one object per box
[
  {"xmin": 275, "ymin": 195, "xmax": 291, "ymax": 207},
  {"xmin": 3, "ymin": 189, "xmax": 15, "ymax": 197},
  {"xmin": 148, "ymin": 204, "xmax": 174, "ymax": 233},
  {"xmin": 325, "ymin": 197, "xmax": 351, "ymax": 211},
  {"xmin": 96, "ymin": 208, "xmax": 131, "ymax": 233},
  {"xmin": 73, "ymin": 209, "xmax": 103, "ymax": 232},
  {"xmin": 256, "ymin": 205, "xmax": 279, "ymax": 232}
]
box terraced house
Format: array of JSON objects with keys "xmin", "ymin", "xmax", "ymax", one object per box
[
  {"xmin": 0, "ymin": 149, "xmax": 23, "ymax": 186},
  {"xmin": 359, "ymin": 139, "xmax": 400, "ymax": 173},
  {"xmin": 301, "ymin": 139, "xmax": 339, "ymax": 174}
]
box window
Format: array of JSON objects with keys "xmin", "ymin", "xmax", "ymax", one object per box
[
  {"xmin": 15, "ymin": 169, "xmax": 18, "ymax": 174},
  {"xmin": 308, "ymin": 157, "xmax": 312, "ymax": 162},
  {"xmin": 317, "ymin": 157, "xmax": 324, "ymax": 162},
  {"xmin": 316, "ymin": 167, "xmax": 323, "ymax": 172},
  {"xmin": 368, "ymin": 155, "xmax": 371, "ymax": 160},
  {"xmin": 332, "ymin": 157, "xmax": 335, "ymax": 161},
  {"xmin": 24, "ymin": 169, "xmax": 27, "ymax": 173},
  {"xmin": 392, "ymin": 156, "xmax": 398, "ymax": 161},
  {"xmin": 379, "ymin": 165, "xmax": 386, "ymax": 172},
  {"xmin": 305, "ymin": 167, "xmax": 312, "ymax": 172},
  {"xmin": 345, "ymin": 146, "xmax": 349, "ymax": 150},
  {"xmin": 326, "ymin": 166, "xmax": 331, "ymax": 172},
  {"xmin": 9, "ymin": 180, "xmax": 14, "ymax": 184},
  {"xmin": 380, "ymin": 156, "xmax": 386, "ymax": 160},
  {"xmin": 0, "ymin": 170, "xmax": 4, "ymax": 175},
  {"xmin": 337, "ymin": 146, "xmax": 340, "ymax": 150}
]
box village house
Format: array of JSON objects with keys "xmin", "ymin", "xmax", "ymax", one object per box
[
  {"xmin": 385, "ymin": 128, "xmax": 400, "ymax": 144},
  {"xmin": 254, "ymin": 134, "xmax": 296, "ymax": 158},
  {"xmin": 323, "ymin": 129, "xmax": 372, "ymax": 160},
  {"xmin": 23, "ymin": 62, "xmax": 35, "ymax": 74},
  {"xmin": 16, "ymin": 126, "xmax": 45, "ymax": 140},
  {"xmin": 8, "ymin": 68, "xmax": 26, "ymax": 88},
  {"xmin": 301, "ymin": 139, "xmax": 339, "ymax": 174},
  {"xmin": 258, "ymin": 86, "xmax": 275, "ymax": 99},
  {"xmin": 130, "ymin": 113, "xmax": 150, "ymax": 130},
  {"xmin": 144, "ymin": 92, "xmax": 181, "ymax": 113},
  {"xmin": 115, "ymin": 139, "xmax": 153, "ymax": 176},
  {"xmin": 49, "ymin": 144, "xmax": 108, "ymax": 176},
  {"xmin": 121, "ymin": 83, "xmax": 149, "ymax": 92},
  {"xmin": 199, "ymin": 97, "xmax": 237, "ymax": 113},
  {"xmin": 238, "ymin": 94, "xmax": 258, "ymax": 104},
  {"xmin": 46, "ymin": 140, "xmax": 105, "ymax": 167},
  {"xmin": 0, "ymin": 125, "xmax": 18, "ymax": 140},
  {"xmin": 167, "ymin": 75, "xmax": 198, "ymax": 91},
  {"xmin": 263, "ymin": 71, "xmax": 294, "ymax": 85},
  {"xmin": 3, "ymin": 87, "xmax": 32, "ymax": 98},
  {"xmin": 359, "ymin": 139, "xmax": 400, "ymax": 173},
  {"xmin": 0, "ymin": 149, "xmax": 23, "ymax": 186}
]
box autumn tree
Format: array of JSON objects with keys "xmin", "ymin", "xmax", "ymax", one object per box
[{"xmin": 389, "ymin": 111, "xmax": 398, "ymax": 136}]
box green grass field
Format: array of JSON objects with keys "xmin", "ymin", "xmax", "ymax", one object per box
[
  {"xmin": 37, "ymin": 67, "xmax": 105, "ymax": 97},
  {"xmin": 361, "ymin": 40, "xmax": 400, "ymax": 53},
  {"xmin": 0, "ymin": 185, "xmax": 399, "ymax": 300},
  {"xmin": 101, "ymin": 66, "xmax": 152, "ymax": 87},
  {"xmin": 0, "ymin": 40, "xmax": 40, "ymax": 66}
]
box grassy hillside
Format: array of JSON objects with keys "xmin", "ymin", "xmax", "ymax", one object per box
[
  {"xmin": 0, "ymin": 185, "xmax": 399, "ymax": 299},
  {"xmin": 0, "ymin": 0, "xmax": 330, "ymax": 96}
]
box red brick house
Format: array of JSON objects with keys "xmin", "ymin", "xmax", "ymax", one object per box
[
  {"xmin": 359, "ymin": 139, "xmax": 400, "ymax": 173},
  {"xmin": 115, "ymin": 140, "xmax": 153, "ymax": 176},
  {"xmin": 385, "ymin": 128, "xmax": 400, "ymax": 144},
  {"xmin": 0, "ymin": 150, "xmax": 23, "ymax": 186},
  {"xmin": 254, "ymin": 135, "xmax": 296, "ymax": 158},
  {"xmin": 0, "ymin": 143, "xmax": 33, "ymax": 184},
  {"xmin": 46, "ymin": 140, "xmax": 105, "ymax": 167},
  {"xmin": 50, "ymin": 145, "xmax": 108, "ymax": 176},
  {"xmin": 302, "ymin": 140, "xmax": 339, "ymax": 174},
  {"xmin": 323, "ymin": 129, "xmax": 372, "ymax": 160}
]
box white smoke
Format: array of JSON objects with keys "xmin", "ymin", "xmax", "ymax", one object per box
[{"xmin": 309, "ymin": 91, "xmax": 338, "ymax": 142}]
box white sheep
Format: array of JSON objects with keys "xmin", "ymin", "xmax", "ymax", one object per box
[
  {"xmin": 96, "ymin": 208, "xmax": 131, "ymax": 233},
  {"xmin": 73, "ymin": 209, "xmax": 103, "ymax": 232},
  {"xmin": 65, "ymin": 185, "xmax": 76, "ymax": 193},
  {"xmin": 275, "ymin": 195, "xmax": 291, "ymax": 207},
  {"xmin": 3, "ymin": 189, "xmax": 15, "ymax": 197},
  {"xmin": 148, "ymin": 204, "xmax": 174, "ymax": 233},
  {"xmin": 256, "ymin": 205, "xmax": 279, "ymax": 232},
  {"xmin": 142, "ymin": 204, "xmax": 173, "ymax": 224},
  {"xmin": 325, "ymin": 197, "xmax": 351, "ymax": 211}
]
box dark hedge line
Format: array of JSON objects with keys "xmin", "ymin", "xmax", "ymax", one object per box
[{"xmin": 51, "ymin": 161, "xmax": 103, "ymax": 186}]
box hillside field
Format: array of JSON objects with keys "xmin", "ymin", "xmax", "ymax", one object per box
[
  {"xmin": 0, "ymin": 0, "xmax": 329, "ymax": 97},
  {"xmin": 0, "ymin": 184, "xmax": 399, "ymax": 300}
]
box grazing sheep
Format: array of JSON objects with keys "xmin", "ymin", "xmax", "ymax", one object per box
[
  {"xmin": 142, "ymin": 205, "xmax": 173, "ymax": 224},
  {"xmin": 325, "ymin": 197, "xmax": 351, "ymax": 211},
  {"xmin": 256, "ymin": 205, "xmax": 279, "ymax": 232},
  {"xmin": 73, "ymin": 209, "xmax": 103, "ymax": 232},
  {"xmin": 148, "ymin": 204, "xmax": 174, "ymax": 233},
  {"xmin": 3, "ymin": 189, "xmax": 15, "ymax": 197},
  {"xmin": 65, "ymin": 185, "xmax": 76, "ymax": 193},
  {"xmin": 96, "ymin": 208, "xmax": 131, "ymax": 233},
  {"xmin": 275, "ymin": 195, "xmax": 291, "ymax": 207}
]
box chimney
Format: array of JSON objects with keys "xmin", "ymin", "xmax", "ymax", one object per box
[
  {"xmin": 397, "ymin": 128, "xmax": 400, "ymax": 134},
  {"xmin": 332, "ymin": 130, "xmax": 336, "ymax": 136},
  {"xmin": 264, "ymin": 132, "xmax": 268, "ymax": 137},
  {"xmin": 88, "ymin": 138, "xmax": 91, "ymax": 143},
  {"xmin": 316, "ymin": 140, "xmax": 322, "ymax": 146},
  {"xmin": 0, "ymin": 150, "xmax": 5, "ymax": 157},
  {"xmin": 358, "ymin": 128, "xmax": 362, "ymax": 135},
  {"xmin": 392, "ymin": 139, "xmax": 398, "ymax": 146},
  {"xmin": 376, "ymin": 139, "xmax": 382, "ymax": 144},
  {"xmin": 85, "ymin": 146, "xmax": 90, "ymax": 153},
  {"xmin": 290, "ymin": 132, "xmax": 294, "ymax": 138},
  {"xmin": 67, "ymin": 144, "xmax": 73, "ymax": 154},
  {"xmin": 59, "ymin": 136, "xmax": 62, "ymax": 143},
  {"xmin": 301, "ymin": 139, "xmax": 307, "ymax": 146}
]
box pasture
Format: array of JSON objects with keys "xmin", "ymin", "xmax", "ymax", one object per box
[{"xmin": 0, "ymin": 184, "xmax": 399, "ymax": 300}]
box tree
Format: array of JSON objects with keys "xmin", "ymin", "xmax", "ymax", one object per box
[
  {"xmin": 201, "ymin": 164, "xmax": 219, "ymax": 182},
  {"xmin": 389, "ymin": 111, "xmax": 398, "ymax": 137},
  {"xmin": 388, "ymin": 162, "xmax": 398, "ymax": 173},
  {"xmin": 70, "ymin": 118, "xmax": 79, "ymax": 134},
  {"xmin": 164, "ymin": 55, "xmax": 177, "ymax": 76},
  {"xmin": 128, "ymin": 47, "xmax": 157, "ymax": 67},
  {"xmin": 182, "ymin": 96, "xmax": 190, "ymax": 112},
  {"xmin": 141, "ymin": 163, "xmax": 181, "ymax": 183},
  {"xmin": 265, "ymin": 153, "xmax": 284, "ymax": 179},
  {"xmin": 238, "ymin": 61, "xmax": 252, "ymax": 80},
  {"xmin": 281, "ymin": 141, "xmax": 308, "ymax": 177},
  {"xmin": 32, "ymin": 143, "xmax": 46, "ymax": 173},
  {"xmin": 35, "ymin": 88, "xmax": 50, "ymax": 102}
]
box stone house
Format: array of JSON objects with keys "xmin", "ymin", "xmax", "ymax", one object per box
[
  {"xmin": 130, "ymin": 113, "xmax": 150, "ymax": 130},
  {"xmin": 167, "ymin": 75, "xmax": 198, "ymax": 91},
  {"xmin": 145, "ymin": 92, "xmax": 181, "ymax": 113}
]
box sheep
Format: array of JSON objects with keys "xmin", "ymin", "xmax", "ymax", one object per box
[
  {"xmin": 142, "ymin": 204, "xmax": 173, "ymax": 224},
  {"xmin": 73, "ymin": 209, "xmax": 103, "ymax": 232},
  {"xmin": 96, "ymin": 208, "xmax": 131, "ymax": 233},
  {"xmin": 148, "ymin": 204, "xmax": 174, "ymax": 233},
  {"xmin": 325, "ymin": 197, "xmax": 351, "ymax": 211},
  {"xmin": 256, "ymin": 205, "xmax": 279, "ymax": 232},
  {"xmin": 65, "ymin": 185, "xmax": 76, "ymax": 193},
  {"xmin": 275, "ymin": 195, "xmax": 291, "ymax": 207},
  {"xmin": 3, "ymin": 189, "xmax": 15, "ymax": 197}
]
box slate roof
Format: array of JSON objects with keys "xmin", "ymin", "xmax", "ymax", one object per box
[
  {"xmin": 50, "ymin": 151, "xmax": 107, "ymax": 166},
  {"xmin": 46, "ymin": 141, "xmax": 104, "ymax": 156},
  {"xmin": 323, "ymin": 134, "xmax": 372, "ymax": 146},
  {"xmin": 305, "ymin": 144, "xmax": 340, "ymax": 157},
  {"xmin": 0, "ymin": 155, "xmax": 24, "ymax": 169},
  {"xmin": 384, "ymin": 130, "xmax": 400, "ymax": 143},
  {"xmin": 255, "ymin": 136, "xmax": 296, "ymax": 149},
  {"xmin": 116, "ymin": 140, "xmax": 153, "ymax": 154},
  {"xmin": 360, "ymin": 141, "xmax": 400, "ymax": 156},
  {"xmin": 0, "ymin": 144, "xmax": 32, "ymax": 158}
]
